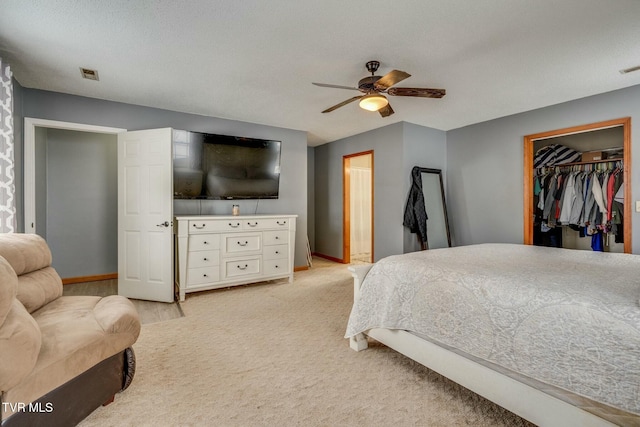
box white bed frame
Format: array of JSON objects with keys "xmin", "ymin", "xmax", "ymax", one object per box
[{"xmin": 348, "ymin": 265, "xmax": 616, "ymax": 427}]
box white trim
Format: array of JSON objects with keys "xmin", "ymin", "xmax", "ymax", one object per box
[{"xmin": 23, "ymin": 118, "xmax": 126, "ymax": 233}]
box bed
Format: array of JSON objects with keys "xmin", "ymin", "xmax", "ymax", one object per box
[{"xmin": 345, "ymin": 243, "xmax": 640, "ymax": 427}]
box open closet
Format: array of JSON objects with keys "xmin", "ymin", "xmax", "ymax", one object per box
[{"xmin": 523, "ymin": 117, "xmax": 631, "ymax": 254}]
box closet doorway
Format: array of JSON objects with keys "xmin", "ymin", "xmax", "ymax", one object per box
[
  {"xmin": 523, "ymin": 117, "xmax": 631, "ymax": 253},
  {"xmin": 343, "ymin": 151, "xmax": 374, "ymax": 264},
  {"xmin": 24, "ymin": 118, "xmax": 125, "ymax": 281}
]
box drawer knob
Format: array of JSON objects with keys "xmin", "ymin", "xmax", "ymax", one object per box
[
  {"xmin": 277, "ymin": 220, "xmax": 286, "ymax": 225},
  {"xmin": 275, "ymin": 236, "xmax": 279, "ymax": 240},
  {"xmin": 275, "ymin": 251, "xmax": 279, "ymax": 254},
  {"xmin": 229, "ymin": 222, "xmax": 240, "ymax": 228},
  {"xmin": 193, "ymin": 224, "xmax": 206, "ymax": 229},
  {"xmin": 247, "ymin": 222, "xmax": 258, "ymax": 227},
  {"xmin": 237, "ymin": 241, "xmax": 248, "ymax": 246},
  {"xmin": 203, "ymin": 258, "xmax": 208, "ymax": 261},
  {"xmin": 203, "ymin": 274, "xmax": 208, "ymax": 277},
  {"xmin": 237, "ymin": 264, "xmax": 249, "ymax": 270},
  {"xmin": 203, "ymin": 241, "xmax": 208, "ymax": 245},
  {"xmin": 274, "ymin": 265, "xmax": 279, "ymax": 269}
]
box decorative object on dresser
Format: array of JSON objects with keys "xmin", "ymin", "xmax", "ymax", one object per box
[{"xmin": 175, "ymin": 215, "xmax": 297, "ymax": 301}]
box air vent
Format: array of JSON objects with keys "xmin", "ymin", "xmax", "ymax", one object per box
[
  {"xmin": 619, "ymin": 65, "xmax": 640, "ymax": 74},
  {"xmin": 80, "ymin": 67, "xmax": 99, "ymax": 81}
]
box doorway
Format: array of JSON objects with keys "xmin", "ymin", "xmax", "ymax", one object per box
[
  {"xmin": 24, "ymin": 118, "xmax": 125, "ymax": 281},
  {"xmin": 523, "ymin": 117, "xmax": 631, "ymax": 253},
  {"xmin": 343, "ymin": 151, "xmax": 374, "ymax": 264}
]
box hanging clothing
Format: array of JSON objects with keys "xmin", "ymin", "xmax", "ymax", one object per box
[
  {"xmin": 534, "ymin": 161, "xmax": 624, "ymax": 251},
  {"xmin": 568, "ymin": 172, "xmax": 584, "ymax": 225},
  {"xmin": 592, "ymin": 173, "xmax": 607, "ymax": 215},
  {"xmin": 403, "ymin": 167, "xmax": 429, "ymax": 247},
  {"xmin": 559, "ymin": 172, "xmax": 576, "ymax": 224}
]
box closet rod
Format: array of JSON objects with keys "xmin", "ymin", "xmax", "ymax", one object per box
[
  {"xmin": 553, "ymin": 157, "xmax": 623, "ymax": 167},
  {"xmin": 535, "ymin": 159, "xmax": 622, "ymax": 175}
]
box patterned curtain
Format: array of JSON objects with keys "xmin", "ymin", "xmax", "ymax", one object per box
[{"xmin": 0, "ymin": 57, "xmax": 15, "ymax": 233}]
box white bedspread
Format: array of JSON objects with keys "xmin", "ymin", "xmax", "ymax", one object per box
[{"xmin": 345, "ymin": 243, "xmax": 640, "ymax": 415}]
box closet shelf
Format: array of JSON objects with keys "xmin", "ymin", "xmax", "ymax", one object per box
[{"xmin": 550, "ymin": 157, "xmax": 623, "ymax": 167}]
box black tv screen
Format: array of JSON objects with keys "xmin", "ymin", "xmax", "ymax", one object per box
[{"xmin": 173, "ymin": 130, "xmax": 281, "ymax": 200}]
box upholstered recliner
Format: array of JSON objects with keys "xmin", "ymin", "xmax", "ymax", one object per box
[{"xmin": 0, "ymin": 233, "xmax": 141, "ymax": 426}]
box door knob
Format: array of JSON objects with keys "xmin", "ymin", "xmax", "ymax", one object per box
[{"xmin": 156, "ymin": 221, "xmax": 170, "ymax": 227}]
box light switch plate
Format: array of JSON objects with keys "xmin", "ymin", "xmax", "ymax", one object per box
[{"xmin": 636, "ymin": 201, "xmax": 640, "ymax": 213}]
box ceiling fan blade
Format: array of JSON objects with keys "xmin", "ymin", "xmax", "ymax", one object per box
[
  {"xmin": 313, "ymin": 82, "xmax": 360, "ymax": 91},
  {"xmin": 374, "ymin": 70, "xmax": 411, "ymax": 90},
  {"xmin": 378, "ymin": 103, "xmax": 394, "ymax": 117},
  {"xmin": 321, "ymin": 95, "xmax": 364, "ymax": 113},
  {"xmin": 387, "ymin": 87, "xmax": 446, "ymax": 98}
]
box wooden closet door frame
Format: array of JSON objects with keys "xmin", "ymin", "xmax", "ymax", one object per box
[{"xmin": 523, "ymin": 117, "xmax": 631, "ymax": 253}]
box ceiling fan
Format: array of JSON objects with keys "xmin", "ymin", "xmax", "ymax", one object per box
[{"xmin": 313, "ymin": 60, "xmax": 445, "ymax": 117}]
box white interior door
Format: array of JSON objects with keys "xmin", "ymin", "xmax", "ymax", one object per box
[{"xmin": 118, "ymin": 128, "xmax": 174, "ymax": 302}]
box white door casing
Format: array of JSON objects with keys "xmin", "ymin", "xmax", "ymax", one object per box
[{"xmin": 118, "ymin": 128, "xmax": 174, "ymax": 302}]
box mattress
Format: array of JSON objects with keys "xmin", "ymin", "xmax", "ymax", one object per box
[{"xmin": 345, "ymin": 243, "xmax": 640, "ymax": 416}]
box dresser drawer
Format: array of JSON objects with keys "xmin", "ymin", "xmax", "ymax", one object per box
[
  {"xmin": 263, "ymin": 230, "xmax": 288, "ymax": 246},
  {"xmin": 187, "ymin": 250, "xmax": 219, "ymax": 268},
  {"xmin": 242, "ymin": 217, "xmax": 291, "ymax": 230},
  {"xmin": 224, "ymin": 257, "xmax": 261, "ymax": 278},
  {"xmin": 263, "ymin": 244, "xmax": 288, "ymax": 260},
  {"xmin": 189, "ymin": 234, "xmax": 220, "ymax": 251},
  {"xmin": 264, "ymin": 259, "xmax": 289, "ymax": 276},
  {"xmin": 223, "ymin": 233, "xmax": 261, "ymax": 255},
  {"xmin": 187, "ymin": 266, "xmax": 220, "ymax": 286},
  {"xmin": 189, "ymin": 219, "xmax": 243, "ymax": 233}
]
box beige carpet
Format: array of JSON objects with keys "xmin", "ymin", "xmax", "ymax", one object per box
[{"xmin": 80, "ymin": 258, "xmax": 533, "ymax": 427}]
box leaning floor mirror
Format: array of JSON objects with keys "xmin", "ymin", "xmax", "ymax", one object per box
[{"xmin": 418, "ymin": 167, "xmax": 451, "ymax": 249}]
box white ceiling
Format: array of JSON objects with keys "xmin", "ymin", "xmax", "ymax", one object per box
[{"xmin": 2, "ymin": 0, "xmax": 640, "ymax": 146}]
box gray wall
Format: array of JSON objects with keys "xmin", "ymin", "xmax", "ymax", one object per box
[
  {"xmin": 43, "ymin": 129, "xmax": 118, "ymax": 278},
  {"xmin": 16, "ymin": 88, "xmax": 309, "ymax": 270},
  {"xmin": 447, "ymin": 84, "xmax": 640, "ymax": 253},
  {"xmin": 314, "ymin": 121, "xmax": 446, "ymax": 261},
  {"xmin": 16, "ymin": 81, "xmax": 640, "ymax": 272},
  {"xmin": 402, "ymin": 122, "xmax": 447, "ymax": 252}
]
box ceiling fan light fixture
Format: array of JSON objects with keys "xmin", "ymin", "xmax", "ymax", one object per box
[{"xmin": 359, "ymin": 94, "xmax": 388, "ymax": 111}]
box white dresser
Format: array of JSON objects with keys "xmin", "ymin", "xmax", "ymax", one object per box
[{"xmin": 174, "ymin": 215, "xmax": 297, "ymax": 301}]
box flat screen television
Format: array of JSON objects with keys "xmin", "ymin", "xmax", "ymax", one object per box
[{"xmin": 172, "ymin": 129, "xmax": 281, "ymax": 200}]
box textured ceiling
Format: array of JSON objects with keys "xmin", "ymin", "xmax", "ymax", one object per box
[{"xmin": 2, "ymin": 0, "xmax": 640, "ymax": 146}]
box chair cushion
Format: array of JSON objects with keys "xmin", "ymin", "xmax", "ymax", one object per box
[
  {"xmin": 0, "ymin": 233, "xmax": 53, "ymax": 275},
  {"xmin": 16, "ymin": 267, "xmax": 63, "ymax": 314},
  {"xmin": 0, "ymin": 299, "xmax": 42, "ymax": 393},
  {"xmin": 3, "ymin": 295, "xmax": 141, "ymax": 408},
  {"xmin": 0, "ymin": 255, "xmax": 42, "ymax": 397},
  {"xmin": 0, "ymin": 255, "xmax": 17, "ymax": 326},
  {"xmin": 0, "ymin": 234, "xmax": 63, "ymax": 313}
]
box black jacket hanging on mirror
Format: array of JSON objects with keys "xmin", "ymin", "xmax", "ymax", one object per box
[{"xmin": 403, "ymin": 166, "xmax": 428, "ymax": 246}]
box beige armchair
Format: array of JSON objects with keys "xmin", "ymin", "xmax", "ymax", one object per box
[{"xmin": 0, "ymin": 233, "xmax": 140, "ymax": 426}]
